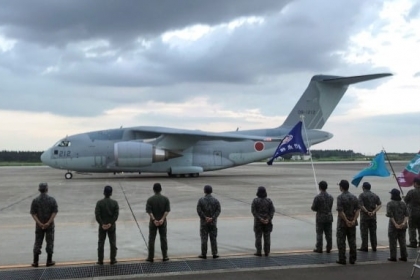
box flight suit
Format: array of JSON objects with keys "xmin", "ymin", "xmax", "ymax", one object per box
[
  {"xmin": 311, "ymin": 191, "xmax": 334, "ymax": 252},
  {"xmin": 197, "ymin": 194, "xmax": 221, "ymax": 257},
  {"xmin": 404, "ymin": 188, "xmax": 420, "ymax": 247},
  {"xmin": 30, "ymin": 193, "xmax": 58, "ymax": 256},
  {"xmin": 336, "ymin": 191, "xmax": 360, "ymax": 264},
  {"xmin": 146, "ymin": 193, "xmax": 171, "ymax": 260},
  {"xmin": 386, "ymin": 200, "xmax": 408, "ymax": 260},
  {"xmin": 251, "ymin": 197, "xmax": 275, "ymax": 256},
  {"xmin": 358, "ymin": 190, "xmax": 381, "ymax": 250},
  {"xmin": 95, "ymin": 197, "xmax": 119, "ymax": 263}
]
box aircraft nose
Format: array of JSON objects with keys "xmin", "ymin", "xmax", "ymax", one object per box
[{"xmin": 40, "ymin": 150, "xmax": 49, "ymax": 164}]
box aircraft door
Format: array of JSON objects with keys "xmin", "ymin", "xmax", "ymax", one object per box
[
  {"xmin": 213, "ymin": 151, "xmax": 222, "ymax": 166},
  {"xmin": 94, "ymin": 155, "xmax": 106, "ymax": 167}
]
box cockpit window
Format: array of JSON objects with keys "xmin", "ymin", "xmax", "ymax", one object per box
[{"xmin": 55, "ymin": 140, "xmax": 71, "ymax": 147}]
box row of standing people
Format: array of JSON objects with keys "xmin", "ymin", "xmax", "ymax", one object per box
[
  {"xmin": 30, "ymin": 178, "xmax": 420, "ymax": 267},
  {"xmin": 312, "ymin": 178, "xmax": 420, "ymax": 265},
  {"xmin": 29, "ymin": 182, "xmax": 274, "ymax": 266}
]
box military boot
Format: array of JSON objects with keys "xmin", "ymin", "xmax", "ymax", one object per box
[
  {"xmin": 46, "ymin": 254, "xmax": 55, "ymax": 267},
  {"xmin": 31, "ymin": 254, "xmax": 39, "ymax": 267}
]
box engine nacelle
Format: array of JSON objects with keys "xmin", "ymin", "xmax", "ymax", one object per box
[{"xmin": 114, "ymin": 142, "xmax": 175, "ymax": 167}]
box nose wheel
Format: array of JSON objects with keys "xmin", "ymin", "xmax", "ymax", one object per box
[{"xmin": 65, "ymin": 172, "xmax": 73, "ymax": 179}]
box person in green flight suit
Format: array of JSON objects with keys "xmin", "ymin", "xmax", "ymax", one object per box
[
  {"xmin": 146, "ymin": 183, "xmax": 171, "ymax": 262},
  {"xmin": 95, "ymin": 185, "xmax": 119, "ymax": 265}
]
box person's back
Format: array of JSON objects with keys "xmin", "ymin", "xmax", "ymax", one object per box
[
  {"xmin": 312, "ymin": 191, "xmax": 333, "ymax": 223},
  {"xmin": 146, "ymin": 183, "xmax": 170, "ymax": 262},
  {"xmin": 197, "ymin": 185, "xmax": 221, "ymax": 259},
  {"xmin": 311, "ymin": 181, "xmax": 333, "ymax": 253},
  {"xmin": 32, "ymin": 193, "xmax": 57, "ymax": 226},
  {"xmin": 197, "ymin": 194, "xmax": 220, "ymax": 224},
  {"xmin": 387, "ymin": 200, "xmax": 408, "ymax": 227},
  {"xmin": 386, "ymin": 188, "xmax": 408, "ymax": 262},
  {"xmin": 336, "ymin": 180, "xmax": 360, "ymax": 265},
  {"xmin": 405, "ymin": 188, "xmax": 420, "ymax": 214},
  {"xmin": 359, "ymin": 190, "xmax": 381, "ymax": 220},
  {"xmin": 337, "ymin": 191, "xmax": 359, "ymax": 226},
  {"xmin": 95, "ymin": 185, "xmax": 119, "ymax": 265},
  {"xmin": 405, "ymin": 178, "xmax": 420, "ymax": 248},
  {"xmin": 147, "ymin": 193, "xmax": 170, "ymax": 220},
  {"xmin": 95, "ymin": 197, "xmax": 119, "ymax": 225},
  {"xmin": 252, "ymin": 197, "xmax": 275, "ymax": 222},
  {"xmin": 251, "ymin": 186, "xmax": 275, "ymax": 257},
  {"xmin": 30, "ymin": 183, "xmax": 58, "ymax": 267}
]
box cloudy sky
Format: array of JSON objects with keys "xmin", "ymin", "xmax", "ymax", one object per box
[{"xmin": 0, "ymin": 0, "xmax": 419, "ymax": 154}]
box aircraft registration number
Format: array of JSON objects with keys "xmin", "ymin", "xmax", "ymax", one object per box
[{"xmin": 57, "ymin": 150, "xmax": 71, "ymax": 157}]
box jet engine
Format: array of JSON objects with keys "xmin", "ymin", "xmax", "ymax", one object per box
[{"xmin": 114, "ymin": 141, "xmax": 178, "ymax": 167}]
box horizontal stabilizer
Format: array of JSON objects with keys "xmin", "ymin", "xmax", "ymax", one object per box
[{"xmin": 321, "ymin": 73, "xmax": 393, "ymax": 85}]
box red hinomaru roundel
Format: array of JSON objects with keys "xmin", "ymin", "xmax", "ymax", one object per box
[{"xmin": 254, "ymin": 141, "xmax": 264, "ymax": 152}]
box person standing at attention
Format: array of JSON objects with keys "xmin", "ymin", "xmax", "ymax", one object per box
[
  {"xmin": 95, "ymin": 185, "xmax": 119, "ymax": 265},
  {"xmin": 404, "ymin": 178, "xmax": 420, "ymax": 248},
  {"xmin": 197, "ymin": 185, "xmax": 221, "ymax": 259},
  {"xmin": 386, "ymin": 188, "xmax": 408, "ymax": 262},
  {"xmin": 146, "ymin": 183, "xmax": 170, "ymax": 262},
  {"xmin": 336, "ymin": 179, "xmax": 360, "ymax": 265},
  {"xmin": 311, "ymin": 181, "xmax": 334, "ymax": 253},
  {"xmin": 358, "ymin": 182, "xmax": 382, "ymax": 252},
  {"xmin": 252, "ymin": 186, "xmax": 275, "ymax": 257},
  {"xmin": 30, "ymin": 183, "xmax": 58, "ymax": 267}
]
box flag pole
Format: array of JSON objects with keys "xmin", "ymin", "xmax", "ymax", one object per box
[
  {"xmin": 383, "ymin": 147, "xmax": 404, "ymax": 196},
  {"xmin": 300, "ymin": 115, "xmax": 318, "ymax": 193}
]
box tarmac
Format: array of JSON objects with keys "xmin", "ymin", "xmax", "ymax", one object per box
[{"xmin": 0, "ymin": 161, "xmax": 418, "ymax": 279}]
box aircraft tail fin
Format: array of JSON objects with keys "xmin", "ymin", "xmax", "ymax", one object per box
[{"xmin": 282, "ymin": 73, "xmax": 392, "ymax": 129}]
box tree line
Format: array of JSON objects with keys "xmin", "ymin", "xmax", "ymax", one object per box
[{"xmin": 0, "ymin": 151, "xmax": 43, "ymax": 162}]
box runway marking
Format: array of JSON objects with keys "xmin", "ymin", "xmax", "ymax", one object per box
[{"xmin": 0, "ymin": 193, "xmax": 38, "ymax": 212}]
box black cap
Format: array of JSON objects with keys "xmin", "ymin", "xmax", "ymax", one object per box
[
  {"xmin": 318, "ymin": 181, "xmax": 328, "ymax": 190},
  {"xmin": 338, "ymin": 180, "xmax": 349, "ymax": 188},
  {"xmin": 389, "ymin": 188, "xmax": 400, "ymax": 196},
  {"xmin": 39, "ymin": 183, "xmax": 48, "ymax": 192},
  {"xmin": 256, "ymin": 186, "xmax": 267, "ymax": 198},
  {"xmin": 153, "ymin": 183, "xmax": 162, "ymax": 193},
  {"xmin": 362, "ymin": 182, "xmax": 371, "ymax": 189},
  {"xmin": 104, "ymin": 185, "xmax": 112, "ymax": 195},
  {"xmin": 204, "ymin": 185, "xmax": 212, "ymax": 194}
]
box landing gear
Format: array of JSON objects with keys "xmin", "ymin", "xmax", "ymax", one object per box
[
  {"xmin": 65, "ymin": 172, "xmax": 73, "ymax": 179},
  {"xmin": 167, "ymin": 172, "xmax": 199, "ymax": 178}
]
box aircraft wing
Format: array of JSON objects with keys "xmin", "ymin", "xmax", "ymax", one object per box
[{"xmin": 128, "ymin": 126, "xmax": 280, "ymax": 150}]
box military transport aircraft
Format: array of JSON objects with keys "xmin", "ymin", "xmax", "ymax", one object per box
[{"xmin": 41, "ymin": 73, "xmax": 392, "ymax": 179}]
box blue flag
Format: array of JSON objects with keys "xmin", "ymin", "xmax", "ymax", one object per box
[
  {"xmin": 267, "ymin": 121, "xmax": 307, "ymax": 165},
  {"xmin": 351, "ymin": 151, "xmax": 390, "ymax": 187}
]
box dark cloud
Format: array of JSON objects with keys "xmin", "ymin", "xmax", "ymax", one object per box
[
  {"xmin": 0, "ymin": 0, "xmax": 394, "ymax": 119},
  {"xmin": 0, "ymin": 0, "xmax": 290, "ymax": 46}
]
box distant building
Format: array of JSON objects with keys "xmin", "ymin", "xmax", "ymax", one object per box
[{"xmin": 291, "ymin": 154, "xmax": 311, "ymax": 161}]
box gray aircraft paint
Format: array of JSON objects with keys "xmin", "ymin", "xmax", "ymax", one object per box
[{"xmin": 40, "ymin": 73, "xmax": 392, "ymax": 179}]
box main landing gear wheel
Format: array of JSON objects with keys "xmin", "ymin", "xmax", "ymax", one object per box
[
  {"xmin": 167, "ymin": 172, "xmax": 199, "ymax": 178},
  {"xmin": 65, "ymin": 172, "xmax": 73, "ymax": 179}
]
